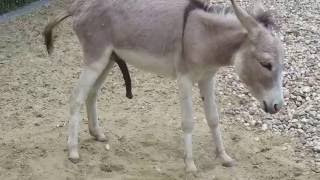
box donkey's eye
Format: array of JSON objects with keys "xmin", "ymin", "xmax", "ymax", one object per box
[{"xmin": 260, "ymin": 62, "xmax": 272, "ymax": 71}]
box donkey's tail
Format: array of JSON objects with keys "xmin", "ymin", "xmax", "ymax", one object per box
[{"xmin": 43, "ymin": 11, "xmax": 71, "ymax": 54}]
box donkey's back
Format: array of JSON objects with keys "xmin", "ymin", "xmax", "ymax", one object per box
[
  {"xmin": 69, "ymin": 0, "xmax": 190, "ymax": 76},
  {"xmin": 71, "ymin": 0, "xmax": 187, "ymax": 55}
]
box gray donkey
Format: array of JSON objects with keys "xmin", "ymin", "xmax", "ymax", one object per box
[{"xmin": 44, "ymin": 0, "xmax": 284, "ymax": 172}]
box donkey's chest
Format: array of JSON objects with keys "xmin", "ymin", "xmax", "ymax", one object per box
[{"xmin": 114, "ymin": 49, "xmax": 177, "ymax": 77}]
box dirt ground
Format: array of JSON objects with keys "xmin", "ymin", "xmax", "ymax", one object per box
[{"xmin": 0, "ymin": 1, "xmax": 319, "ymax": 180}]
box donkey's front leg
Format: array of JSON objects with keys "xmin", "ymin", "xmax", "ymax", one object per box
[
  {"xmin": 177, "ymin": 75, "xmax": 197, "ymax": 172},
  {"xmin": 199, "ymin": 77, "xmax": 235, "ymax": 167}
]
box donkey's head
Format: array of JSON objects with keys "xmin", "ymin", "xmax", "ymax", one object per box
[{"xmin": 231, "ymin": 0, "xmax": 284, "ymax": 114}]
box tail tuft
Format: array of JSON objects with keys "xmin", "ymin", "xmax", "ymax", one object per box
[
  {"xmin": 43, "ymin": 23, "xmax": 54, "ymax": 54},
  {"xmin": 43, "ymin": 12, "xmax": 71, "ymax": 55}
]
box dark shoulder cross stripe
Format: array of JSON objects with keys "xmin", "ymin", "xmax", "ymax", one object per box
[
  {"xmin": 183, "ymin": 0, "xmax": 207, "ymax": 34},
  {"xmin": 182, "ymin": 0, "xmax": 209, "ymax": 56}
]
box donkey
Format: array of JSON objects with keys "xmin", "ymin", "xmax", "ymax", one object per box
[{"xmin": 44, "ymin": 0, "xmax": 284, "ymax": 172}]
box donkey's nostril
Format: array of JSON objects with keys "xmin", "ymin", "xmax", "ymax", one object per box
[{"xmin": 274, "ymin": 104, "xmax": 279, "ymax": 112}]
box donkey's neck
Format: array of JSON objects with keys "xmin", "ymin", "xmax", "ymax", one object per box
[
  {"xmin": 206, "ymin": 24, "xmax": 247, "ymax": 67},
  {"xmin": 187, "ymin": 11, "xmax": 247, "ymax": 68},
  {"xmin": 208, "ymin": 28, "xmax": 247, "ymax": 67}
]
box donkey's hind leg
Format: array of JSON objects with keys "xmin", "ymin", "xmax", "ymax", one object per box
[
  {"xmin": 68, "ymin": 47, "xmax": 112, "ymax": 163},
  {"xmin": 86, "ymin": 60, "xmax": 115, "ymax": 142}
]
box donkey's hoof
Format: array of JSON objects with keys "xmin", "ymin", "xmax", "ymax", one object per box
[
  {"xmin": 90, "ymin": 130, "xmax": 107, "ymax": 142},
  {"xmin": 186, "ymin": 165, "xmax": 197, "ymax": 173},
  {"xmin": 185, "ymin": 160, "xmax": 198, "ymax": 173},
  {"xmin": 222, "ymin": 158, "xmax": 236, "ymax": 167},
  {"xmin": 217, "ymin": 152, "xmax": 236, "ymax": 167},
  {"xmin": 68, "ymin": 151, "xmax": 80, "ymax": 163},
  {"xmin": 95, "ymin": 134, "xmax": 107, "ymax": 142}
]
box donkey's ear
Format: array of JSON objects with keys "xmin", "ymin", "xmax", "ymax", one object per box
[{"xmin": 252, "ymin": 1, "xmax": 276, "ymax": 30}]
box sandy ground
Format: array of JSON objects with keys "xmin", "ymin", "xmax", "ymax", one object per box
[{"xmin": 0, "ymin": 1, "xmax": 319, "ymax": 179}]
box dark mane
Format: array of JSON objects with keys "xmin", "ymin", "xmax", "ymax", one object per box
[
  {"xmin": 182, "ymin": 0, "xmax": 209, "ymax": 56},
  {"xmin": 206, "ymin": 4, "xmax": 234, "ymax": 15},
  {"xmin": 205, "ymin": 3, "xmax": 277, "ymax": 30},
  {"xmin": 183, "ymin": 0, "xmax": 208, "ymax": 33}
]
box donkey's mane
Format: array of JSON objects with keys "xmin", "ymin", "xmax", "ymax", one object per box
[
  {"xmin": 183, "ymin": 1, "xmax": 235, "ymax": 35},
  {"xmin": 205, "ymin": 3, "xmax": 276, "ymax": 29},
  {"xmin": 206, "ymin": 4, "xmax": 234, "ymax": 16}
]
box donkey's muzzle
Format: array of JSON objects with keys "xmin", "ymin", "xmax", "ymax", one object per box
[{"xmin": 263, "ymin": 100, "xmax": 283, "ymax": 114}]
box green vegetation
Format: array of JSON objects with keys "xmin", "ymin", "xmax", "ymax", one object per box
[{"xmin": 0, "ymin": 0, "xmax": 39, "ymax": 15}]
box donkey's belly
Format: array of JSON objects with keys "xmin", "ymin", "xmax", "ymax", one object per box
[{"xmin": 114, "ymin": 49, "xmax": 177, "ymax": 78}]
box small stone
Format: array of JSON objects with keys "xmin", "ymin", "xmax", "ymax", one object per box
[
  {"xmin": 310, "ymin": 111, "xmax": 316, "ymax": 117},
  {"xmin": 283, "ymin": 88, "xmax": 290, "ymax": 98},
  {"xmin": 25, "ymin": 105, "xmax": 33, "ymax": 109},
  {"xmin": 250, "ymin": 120, "xmax": 257, "ymax": 126},
  {"xmin": 155, "ymin": 166, "xmax": 161, "ymax": 173},
  {"xmin": 202, "ymin": 118, "xmax": 207, "ymax": 124},
  {"xmin": 231, "ymin": 135, "xmax": 241, "ymax": 142},
  {"xmin": 297, "ymin": 129, "xmax": 304, "ymax": 134},
  {"xmin": 56, "ymin": 123, "xmax": 64, "ymax": 128},
  {"xmin": 105, "ymin": 144, "xmax": 110, "ymax": 151},
  {"xmin": 302, "ymin": 86, "xmax": 311, "ymax": 93},
  {"xmin": 34, "ymin": 112, "xmax": 43, "ymax": 118},
  {"xmin": 118, "ymin": 136, "xmax": 125, "ymax": 142},
  {"xmin": 301, "ymin": 118, "xmax": 309, "ymax": 123},
  {"xmin": 293, "ymin": 169, "xmax": 303, "ymax": 177},
  {"xmin": 262, "ymin": 124, "xmax": 268, "ymax": 131},
  {"xmin": 275, "ymin": 131, "xmax": 282, "ymax": 135},
  {"xmin": 257, "ymin": 120, "xmax": 262, "ymax": 125},
  {"xmin": 100, "ymin": 164, "xmax": 112, "ymax": 172},
  {"xmin": 34, "ymin": 122, "xmax": 40, "ymax": 126},
  {"xmin": 313, "ymin": 146, "xmax": 320, "ymax": 153},
  {"xmin": 297, "ymin": 124, "xmax": 302, "ymax": 129}
]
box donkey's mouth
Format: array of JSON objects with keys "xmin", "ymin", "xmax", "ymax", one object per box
[
  {"xmin": 263, "ymin": 101, "xmax": 268, "ymax": 113},
  {"xmin": 263, "ymin": 100, "xmax": 280, "ymax": 114}
]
